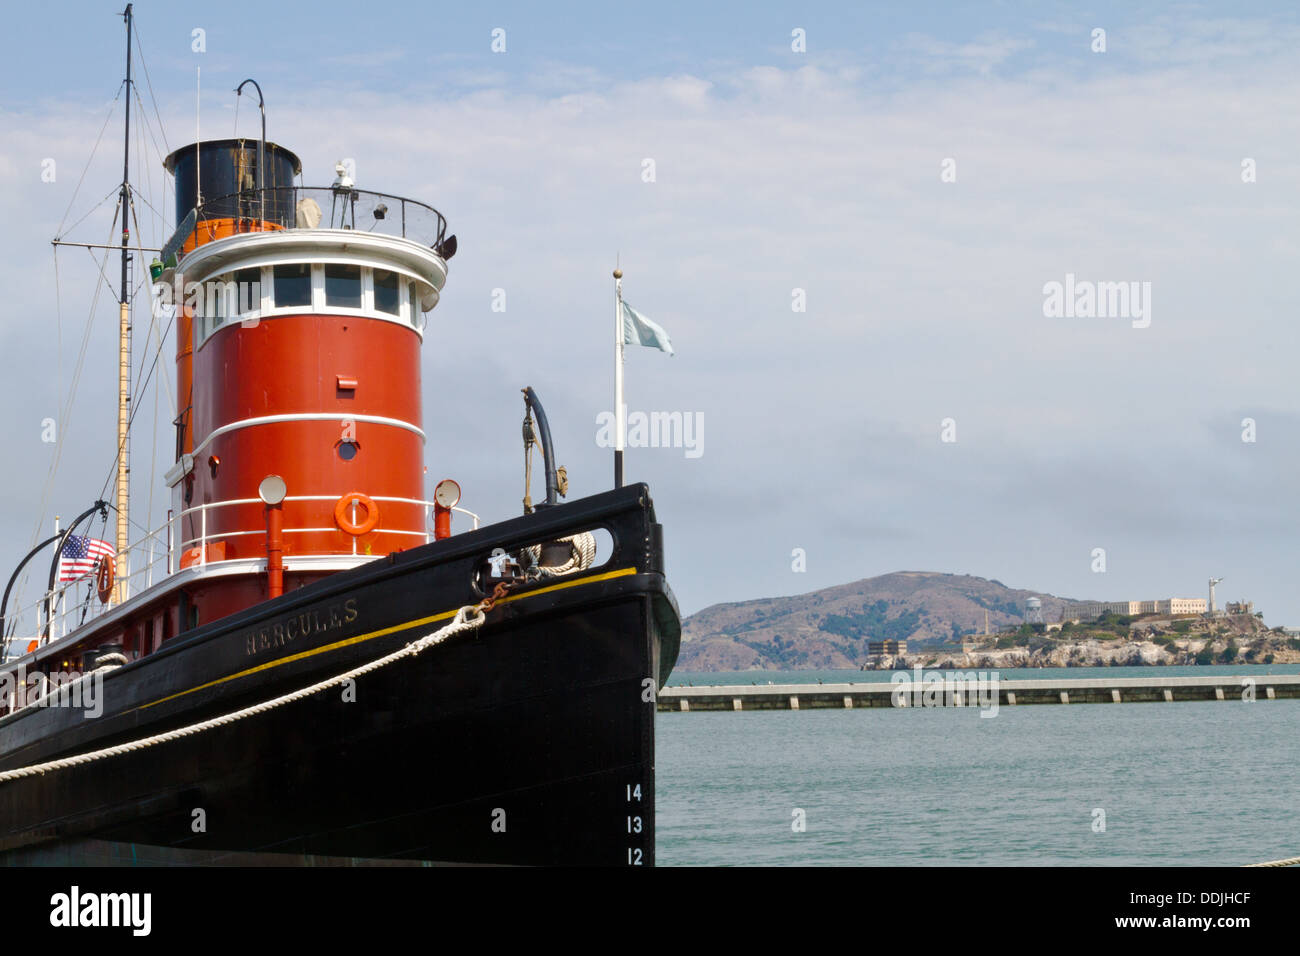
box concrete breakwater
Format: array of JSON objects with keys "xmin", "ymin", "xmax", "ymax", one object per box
[{"xmin": 657, "ymin": 674, "xmax": 1300, "ymax": 712}]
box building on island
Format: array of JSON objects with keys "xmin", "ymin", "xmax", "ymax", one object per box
[
  {"xmin": 867, "ymin": 639, "xmax": 907, "ymax": 656},
  {"xmin": 1062, "ymin": 598, "xmax": 1207, "ymax": 622},
  {"xmin": 1155, "ymin": 599, "xmax": 1207, "ymax": 615}
]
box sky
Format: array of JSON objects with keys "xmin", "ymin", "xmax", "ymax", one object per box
[{"xmin": 1, "ymin": 1, "xmax": 1299, "ymax": 631}]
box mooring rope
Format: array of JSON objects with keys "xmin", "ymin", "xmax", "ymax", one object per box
[
  {"xmin": 0, "ymin": 604, "xmax": 486, "ymax": 783},
  {"xmin": 1244, "ymin": 854, "xmax": 1300, "ymax": 867}
]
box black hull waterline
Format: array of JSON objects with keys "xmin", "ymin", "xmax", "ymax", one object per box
[{"xmin": 0, "ymin": 485, "xmax": 681, "ymax": 866}]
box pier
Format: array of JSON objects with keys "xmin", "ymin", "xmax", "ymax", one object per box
[{"xmin": 657, "ymin": 674, "xmax": 1300, "ymax": 711}]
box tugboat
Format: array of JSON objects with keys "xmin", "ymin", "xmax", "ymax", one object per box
[{"xmin": 0, "ymin": 6, "xmax": 679, "ymax": 865}]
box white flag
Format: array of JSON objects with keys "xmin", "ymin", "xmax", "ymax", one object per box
[{"xmin": 621, "ymin": 300, "xmax": 674, "ymax": 355}]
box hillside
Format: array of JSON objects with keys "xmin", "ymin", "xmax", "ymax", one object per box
[{"xmin": 677, "ymin": 571, "xmax": 1076, "ymax": 670}]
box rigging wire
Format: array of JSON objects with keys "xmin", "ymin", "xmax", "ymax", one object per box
[
  {"xmin": 127, "ymin": 182, "xmax": 168, "ymax": 227},
  {"xmin": 24, "ymin": 227, "xmax": 171, "ymax": 634},
  {"xmin": 53, "ymin": 84, "xmax": 122, "ymax": 239},
  {"xmin": 131, "ymin": 85, "xmax": 168, "ymax": 237},
  {"xmin": 126, "ymin": 195, "xmax": 176, "ymax": 554},
  {"xmin": 85, "ymin": 230, "xmax": 125, "ymax": 296},
  {"xmin": 30, "ymin": 211, "xmax": 120, "ymax": 545},
  {"xmin": 92, "ymin": 226, "xmax": 176, "ymax": 531},
  {"xmin": 133, "ymin": 90, "xmax": 155, "ymax": 245},
  {"xmin": 12, "ymin": 35, "xmax": 174, "ymax": 637},
  {"xmin": 17, "ymin": 215, "xmax": 119, "ymax": 627},
  {"xmin": 130, "ymin": 202, "xmax": 176, "ymax": 414},
  {"xmin": 93, "ymin": 299, "xmax": 174, "ymax": 524},
  {"xmin": 57, "ymin": 186, "xmax": 122, "ymax": 242},
  {"xmin": 80, "ymin": 84, "xmax": 178, "ymax": 580},
  {"xmin": 119, "ymin": 34, "xmax": 175, "ymax": 547},
  {"xmin": 132, "ymin": 21, "xmax": 170, "ymax": 154},
  {"xmin": 146, "ymin": 313, "xmax": 161, "ymax": 569}
]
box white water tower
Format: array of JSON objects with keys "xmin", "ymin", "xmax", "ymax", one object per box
[{"xmin": 1025, "ymin": 596, "xmax": 1044, "ymax": 624}]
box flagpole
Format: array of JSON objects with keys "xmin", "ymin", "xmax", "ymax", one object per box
[{"xmin": 614, "ymin": 266, "xmax": 625, "ymax": 488}]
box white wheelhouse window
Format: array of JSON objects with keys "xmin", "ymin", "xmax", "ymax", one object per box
[
  {"xmin": 373, "ymin": 268, "xmax": 401, "ymax": 316},
  {"xmin": 324, "ymin": 264, "xmax": 363, "ymax": 309},
  {"xmin": 194, "ymin": 261, "xmax": 431, "ymax": 349},
  {"xmin": 274, "ymin": 263, "xmax": 313, "ymax": 309},
  {"xmin": 406, "ymin": 280, "xmax": 424, "ymax": 330},
  {"xmin": 231, "ymin": 267, "xmax": 262, "ymax": 323}
]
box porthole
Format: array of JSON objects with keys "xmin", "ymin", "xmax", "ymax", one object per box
[{"xmin": 337, "ymin": 441, "xmax": 359, "ymax": 461}]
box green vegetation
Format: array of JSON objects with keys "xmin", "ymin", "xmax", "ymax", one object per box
[
  {"xmin": 821, "ymin": 600, "xmax": 921, "ymax": 644},
  {"xmin": 969, "ymin": 593, "xmax": 1023, "ymax": 618},
  {"xmin": 1151, "ymin": 635, "xmax": 1173, "ymax": 646},
  {"xmin": 1220, "ymin": 640, "xmax": 1238, "ymax": 663},
  {"xmin": 736, "ymin": 633, "xmax": 811, "ymax": 667},
  {"xmin": 1091, "ymin": 611, "xmax": 1133, "ymax": 638},
  {"xmin": 1194, "ymin": 644, "xmax": 1216, "ymax": 666},
  {"xmin": 1172, "ymin": 621, "xmax": 1191, "ymax": 634}
]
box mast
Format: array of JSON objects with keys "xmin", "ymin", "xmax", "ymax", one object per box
[{"xmin": 115, "ymin": 4, "xmax": 133, "ymax": 602}]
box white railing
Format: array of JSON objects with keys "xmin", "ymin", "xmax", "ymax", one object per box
[{"xmin": 3, "ymin": 494, "xmax": 481, "ymax": 651}]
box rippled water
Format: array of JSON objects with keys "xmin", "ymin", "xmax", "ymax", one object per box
[{"xmin": 656, "ymin": 670, "xmax": 1300, "ymax": 866}]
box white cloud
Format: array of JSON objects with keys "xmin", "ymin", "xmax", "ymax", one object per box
[{"xmin": 898, "ymin": 32, "xmax": 1036, "ymax": 75}]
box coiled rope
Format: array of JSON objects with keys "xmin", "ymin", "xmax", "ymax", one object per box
[
  {"xmin": 0, "ymin": 604, "xmax": 486, "ymax": 784},
  {"xmin": 524, "ymin": 532, "xmax": 597, "ymax": 579}
]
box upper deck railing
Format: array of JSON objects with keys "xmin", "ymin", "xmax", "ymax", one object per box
[
  {"xmin": 172, "ymin": 185, "xmax": 450, "ymax": 261},
  {"xmin": 1, "ymin": 495, "xmax": 480, "ymax": 657}
]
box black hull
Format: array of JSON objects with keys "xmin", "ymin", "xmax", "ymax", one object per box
[{"xmin": 0, "ymin": 485, "xmax": 680, "ymax": 866}]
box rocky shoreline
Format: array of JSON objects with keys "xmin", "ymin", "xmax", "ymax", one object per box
[{"xmin": 866, "ymin": 631, "xmax": 1300, "ymax": 671}]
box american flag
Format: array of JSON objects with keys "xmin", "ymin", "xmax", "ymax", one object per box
[{"xmin": 58, "ymin": 535, "xmax": 115, "ymax": 583}]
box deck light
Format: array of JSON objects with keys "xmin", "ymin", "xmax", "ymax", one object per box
[
  {"xmin": 434, "ymin": 479, "xmax": 461, "ymax": 509},
  {"xmin": 258, "ymin": 474, "xmax": 287, "ymax": 506}
]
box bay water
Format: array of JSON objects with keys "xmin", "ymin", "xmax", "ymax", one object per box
[{"xmin": 656, "ymin": 666, "xmax": 1300, "ymax": 865}]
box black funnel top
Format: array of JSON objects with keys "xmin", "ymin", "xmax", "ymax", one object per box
[{"xmin": 163, "ymin": 138, "xmax": 302, "ymax": 223}]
